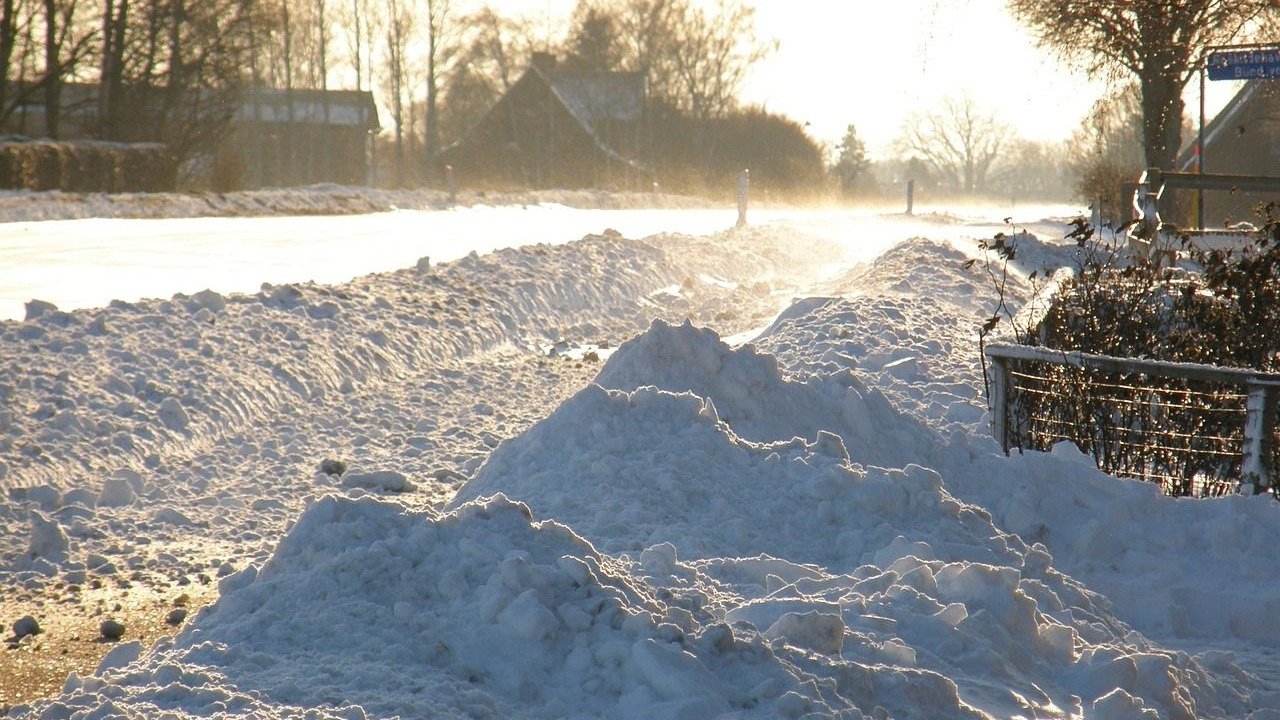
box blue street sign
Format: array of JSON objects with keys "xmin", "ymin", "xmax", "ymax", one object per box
[{"xmin": 1207, "ymin": 48, "xmax": 1280, "ymax": 81}]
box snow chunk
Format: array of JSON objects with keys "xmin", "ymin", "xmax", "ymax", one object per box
[
  {"xmin": 97, "ymin": 476, "xmax": 137, "ymax": 507},
  {"xmin": 96, "ymin": 641, "xmax": 143, "ymax": 675},
  {"xmin": 497, "ymin": 588, "xmax": 560, "ymax": 641},
  {"xmin": 188, "ymin": 289, "xmax": 226, "ymax": 313},
  {"xmin": 20, "ymin": 511, "xmax": 70, "ymax": 568},
  {"xmin": 630, "ymin": 638, "xmax": 729, "ymax": 709},
  {"xmin": 157, "ymin": 396, "xmax": 190, "ymax": 431},
  {"xmin": 24, "ymin": 299, "xmax": 58, "ymax": 320},
  {"xmin": 764, "ymin": 611, "xmax": 845, "ymax": 655},
  {"xmin": 594, "ymin": 318, "xmax": 943, "ymax": 469},
  {"xmin": 340, "ymin": 469, "xmax": 410, "ymax": 492}
]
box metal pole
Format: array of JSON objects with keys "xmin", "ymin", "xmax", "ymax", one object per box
[{"xmin": 1198, "ymin": 62, "xmax": 1206, "ymax": 231}]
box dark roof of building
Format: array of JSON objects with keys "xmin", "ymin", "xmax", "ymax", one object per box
[{"xmin": 238, "ymin": 87, "xmax": 381, "ymax": 130}]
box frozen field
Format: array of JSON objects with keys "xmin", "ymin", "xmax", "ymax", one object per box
[{"xmin": 3, "ymin": 200, "xmax": 1279, "ymax": 720}]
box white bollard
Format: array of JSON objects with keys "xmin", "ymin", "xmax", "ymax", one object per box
[{"xmin": 736, "ymin": 168, "xmax": 749, "ymax": 228}]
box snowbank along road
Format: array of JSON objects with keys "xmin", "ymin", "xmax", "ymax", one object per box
[{"xmin": 3, "ymin": 203, "xmax": 1280, "ymax": 720}]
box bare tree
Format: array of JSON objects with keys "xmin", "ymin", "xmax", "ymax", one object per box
[
  {"xmin": 313, "ymin": 0, "xmax": 328, "ymax": 90},
  {"xmin": 666, "ymin": 0, "xmax": 769, "ymax": 121},
  {"xmin": 1068, "ymin": 83, "xmax": 1148, "ymax": 217},
  {"xmin": 1009, "ymin": 0, "xmax": 1280, "ymax": 170},
  {"xmin": 435, "ymin": 6, "xmax": 538, "ymax": 144},
  {"xmin": 0, "ymin": 0, "xmax": 94, "ymax": 134},
  {"xmin": 98, "ymin": 0, "xmax": 127, "ymax": 136},
  {"xmin": 422, "ymin": 0, "xmax": 455, "ymax": 179},
  {"xmin": 41, "ymin": 0, "xmax": 96, "ymax": 137},
  {"xmin": 92, "ymin": 0, "xmax": 257, "ymax": 160},
  {"xmin": 608, "ymin": 0, "xmax": 678, "ymax": 100},
  {"xmin": 898, "ymin": 95, "xmax": 1011, "ymax": 194},
  {"xmin": 381, "ymin": 0, "xmax": 415, "ymax": 185},
  {"xmin": 562, "ymin": 0, "xmax": 768, "ymax": 120},
  {"xmin": 336, "ymin": 0, "xmax": 376, "ymax": 91},
  {"xmin": 989, "ymin": 138, "xmax": 1071, "ymax": 201}
]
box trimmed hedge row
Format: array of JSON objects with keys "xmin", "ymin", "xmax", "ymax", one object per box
[{"xmin": 0, "ymin": 140, "xmax": 176, "ymax": 192}]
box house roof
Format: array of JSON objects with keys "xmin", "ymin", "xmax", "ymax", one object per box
[
  {"xmin": 533, "ymin": 68, "xmax": 645, "ymax": 133},
  {"xmin": 440, "ymin": 59, "xmax": 647, "ymax": 171},
  {"xmin": 10, "ymin": 82, "xmax": 380, "ymax": 131}
]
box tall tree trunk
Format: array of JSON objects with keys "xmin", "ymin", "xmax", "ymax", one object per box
[
  {"xmin": 425, "ymin": 24, "xmax": 436, "ymax": 180},
  {"xmin": 43, "ymin": 0, "xmax": 61, "ymax": 137},
  {"xmin": 349, "ymin": 0, "xmax": 361, "ymax": 90},
  {"xmin": 100, "ymin": 0, "xmax": 129, "ymax": 139},
  {"xmin": 163, "ymin": 0, "xmax": 184, "ymax": 137},
  {"xmin": 1140, "ymin": 69, "xmax": 1184, "ymax": 170},
  {"xmin": 423, "ymin": 0, "xmax": 447, "ymax": 183},
  {"xmin": 1, "ymin": 0, "xmax": 19, "ymax": 121}
]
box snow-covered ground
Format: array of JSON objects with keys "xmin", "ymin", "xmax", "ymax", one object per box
[
  {"xmin": 3, "ymin": 201, "xmax": 1279, "ymax": 720},
  {"xmin": 0, "ymin": 199, "xmax": 1063, "ymax": 322}
]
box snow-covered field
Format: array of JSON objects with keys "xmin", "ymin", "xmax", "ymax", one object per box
[{"xmin": 3, "ymin": 200, "xmax": 1279, "ymax": 720}]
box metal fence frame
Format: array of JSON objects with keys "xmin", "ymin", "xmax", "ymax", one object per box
[
  {"xmin": 986, "ymin": 342, "xmax": 1279, "ymax": 495},
  {"xmin": 1130, "ymin": 168, "xmax": 1280, "ymax": 263}
]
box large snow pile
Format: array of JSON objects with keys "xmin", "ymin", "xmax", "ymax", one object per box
[
  {"xmin": 52, "ymin": 494, "xmax": 868, "ymax": 719},
  {"xmin": 6, "ymin": 208, "xmax": 1280, "ymax": 719},
  {"xmin": 453, "ymin": 323, "xmax": 1273, "ymax": 719}
]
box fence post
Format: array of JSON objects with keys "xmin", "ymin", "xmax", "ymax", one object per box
[
  {"xmin": 1241, "ymin": 381, "xmax": 1278, "ymax": 494},
  {"xmin": 736, "ymin": 168, "xmax": 749, "ymax": 228},
  {"xmin": 989, "ymin": 352, "xmax": 1009, "ymax": 454},
  {"xmin": 906, "ymin": 179, "xmax": 915, "ymax": 215}
]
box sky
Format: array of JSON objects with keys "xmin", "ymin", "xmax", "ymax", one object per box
[{"xmin": 476, "ymin": 0, "xmax": 1246, "ymax": 160}]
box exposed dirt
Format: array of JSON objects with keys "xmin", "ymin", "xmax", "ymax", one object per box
[{"xmin": 1, "ymin": 579, "xmax": 218, "ymax": 710}]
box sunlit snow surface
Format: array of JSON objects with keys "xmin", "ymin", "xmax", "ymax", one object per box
[
  {"xmin": 0, "ymin": 202, "xmax": 1073, "ymax": 320},
  {"xmin": 8, "ymin": 199, "xmax": 1277, "ymax": 720}
]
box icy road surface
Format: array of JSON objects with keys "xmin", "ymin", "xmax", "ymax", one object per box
[{"xmin": 0, "ymin": 202, "xmax": 1078, "ymax": 320}]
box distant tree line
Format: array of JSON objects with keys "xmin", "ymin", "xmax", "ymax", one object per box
[
  {"xmin": 831, "ymin": 98, "xmax": 1076, "ymax": 205},
  {"xmin": 0, "ymin": 0, "xmax": 258, "ymax": 165},
  {"xmin": 0, "ymin": 0, "xmax": 834, "ymax": 194}
]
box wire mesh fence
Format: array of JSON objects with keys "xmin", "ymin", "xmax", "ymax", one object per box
[{"xmin": 987, "ymin": 343, "xmax": 1280, "ymax": 498}]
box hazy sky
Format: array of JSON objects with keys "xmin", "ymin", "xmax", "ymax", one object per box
[{"xmin": 477, "ymin": 0, "xmax": 1245, "ymax": 158}]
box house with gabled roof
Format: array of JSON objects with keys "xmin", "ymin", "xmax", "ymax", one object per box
[
  {"xmin": 437, "ymin": 53, "xmax": 652, "ymax": 189},
  {"xmin": 1176, "ymin": 80, "xmax": 1280, "ymax": 225}
]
